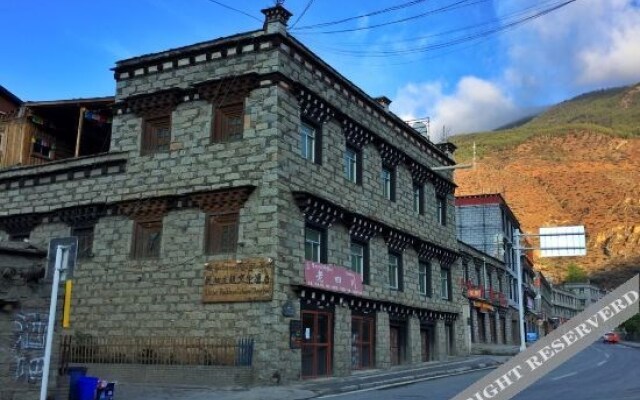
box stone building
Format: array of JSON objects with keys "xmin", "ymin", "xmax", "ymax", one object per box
[
  {"xmin": 458, "ymin": 241, "xmax": 518, "ymax": 355},
  {"xmin": 563, "ymin": 281, "xmax": 606, "ymax": 311},
  {"xmin": 551, "ymin": 286, "xmax": 579, "ymax": 327},
  {"xmin": 534, "ymin": 270, "xmax": 554, "ymax": 336},
  {"xmin": 0, "ymin": 4, "xmax": 468, "ymax": 387}
]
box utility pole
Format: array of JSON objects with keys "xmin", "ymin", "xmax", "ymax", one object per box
[
  {"xmin": 514, "ymin": 229, "xmax": 527, "ymax": 352},
  {"xmin": 40, "ymin": 245, "xmax": 69, "ymax": 400}
]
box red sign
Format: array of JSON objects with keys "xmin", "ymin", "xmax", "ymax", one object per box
[
  {"xmin": 304, "ymin": 261, "xmax": 363, "ymax": 295},
  {"xmin": 467, "ymin": 288, "xmax": 483, "ymax": 299}
]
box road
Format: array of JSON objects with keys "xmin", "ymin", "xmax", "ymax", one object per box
[{"xmin": 318, "ymin": 342, "xmax": 640, "ymax": 400}]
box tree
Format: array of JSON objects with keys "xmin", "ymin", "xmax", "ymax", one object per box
[
  {"xmin": 564, "ymin": 263, "xmax": 588, "ymax": 283},
  {"xmin": 622, "ymin": 314, "xmax": 640, "ymax": 341}
]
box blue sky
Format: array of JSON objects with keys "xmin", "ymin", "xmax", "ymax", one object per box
[{"xmin": 2, "ymin": 0, "xmax": 639, "ymax": 135}]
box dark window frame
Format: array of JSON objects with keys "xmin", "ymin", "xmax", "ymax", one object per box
[
  {"xmin": 382, "ymin": 165, "xmax": 396, "ymax": 202},
  {"xmin": 440, "ymin": 266, "xmax": 452, "ymax": 301},
  {"xmin": 300, "ymin": 118, "xmax": 322, "ymax": 165},
  {"xmin": 437, "ymin": 194, "xmax": 447, "ymax": 225},
  {"xmin": 205, "ymin": 213, "xmax": 240, "ymax": 255},
  {"xmin": 344, "ymin": 145, "xmax": 362, "ymax": 184},
  {"xmin": 413, "ymin": 182, "xmax": 424, "ymax": 214},
  {"xmin": 141, "ymin": 114, "xmax": 171, "ymax": 155},
  {"xmin": 72, "ymin": 225, "xmax": 95, "ymax": 259},
  {"xmin": 419, "ymin": 260, "xmax": 431, "ymax": 297},
  {"xmin": 305, "ymin": 224, "xmax": 327, "ymax": 263},
  {"xmin": 131, "ymin": 218, "xmax": 163, "ymax": 259},
  {"xmin": 388, "ymin": 251, "xmax": 403, "ymax": 291},
  {"xmin": 212, "ymin": 101, "xmax": 245, "ymax": 143},
  {"xmin": 350, "ymin": 238, "xmax": 370, "ymax": 285}
]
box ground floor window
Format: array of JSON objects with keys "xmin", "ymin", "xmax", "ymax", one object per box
[
  {"xmin": 490, "ymin": 313, "xmax": 497, "ymax": 343},
  {"xmin": 445, "ymin": 323, "xmax": 455, "ymax": 356},
  {"xmin": 301, "ymin": 309, "xmax": 333, "ymax": 378},
  {"xmin": 478, "ymin": 311, "xmax": 486, "ymax": 343},
  {"xmin": 501, "ymin": 316, "xmax": 507, "ymax": 345},
  {"xmin": 351, "ymin": 315, "xmax": 375, "ymax": 370}
]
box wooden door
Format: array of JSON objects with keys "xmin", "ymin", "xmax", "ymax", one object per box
[{"xmin": 301, "ymin": 310, "xmax": 333, "ymax": 378}]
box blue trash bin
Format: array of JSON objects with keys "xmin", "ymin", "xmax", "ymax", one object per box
[
  {"xmin": 68, "ymin": 367, "xmax": 88, "ymax": 400},
  {"xmin": 77, "ymin": 376, "xmax": 99, "ymax": 400}
]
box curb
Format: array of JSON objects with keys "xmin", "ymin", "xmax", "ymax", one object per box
[{"xmin": 310, "ymin": 361, "xmax": 502, "ymax": 397}]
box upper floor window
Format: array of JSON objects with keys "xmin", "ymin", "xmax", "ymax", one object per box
[
  {"xmin": 381, "ymin": 166, "xmax": 395, "ymax": 201},
  {"xmin": 437, "ymin": 195, "xmax": 447, "ymax": 225},
  {"xmin": 305, "ymin": 226, "xmax": 326, "ymax": 263},
  {"xmin": 131, "ymin": 219, "xmax": 162, "ymax": 259},
  {"xmin": 141, "ymin": 115, "xmax": 171, "ymax": 155},
  {"xmin": 388, "ymin": 252, "xmax": 403, "ymax": 291},
  {"xmin": 212, "ymin": 102, "xmax": 244, "ymax": 143},
  {"xmin": 419, "ymin": 261, "xmax": 431, "ymax": 296},
  {"xmin": 300, "ymin": 120, "xmax": 320, "ymax": 164},
  {"xmin": 350, "ymin": 240, "xmax": 369, "ymax": 284},
  {"xmin": 206, "ymin": 213, "xmax": 239, "ymax": 254},
  {"xmin": 413, "ymin": 182, "xmax": 424, "ymax": 214},
  {"xmin": 344, "ymin": 146, "xmax": 361, "ymax": 184},
  {"xmin": 72, "ymin": 225, "xmax": 95, "ymax": 259},
  {"xmin": 440, "ymin": 266, "xmax": 451, "ymax": 300}
]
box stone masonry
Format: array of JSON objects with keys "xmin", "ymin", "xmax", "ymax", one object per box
[{"xmin": 0, "ymin": 4, "xmax": 469, "ymax": 387}]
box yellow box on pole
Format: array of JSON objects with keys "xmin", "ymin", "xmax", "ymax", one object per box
[{"xmin": 63, "ymin": 280, "xmax": 72, "ymax": 328}]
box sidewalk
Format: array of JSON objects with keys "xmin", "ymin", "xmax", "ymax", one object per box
[
  {"xmin": 116, "ymin": 355, "xmax": 506, "ymax": 400},
  {"xmin": 620, "ymin": 340, "xmax": 640, "ymax": 349}
]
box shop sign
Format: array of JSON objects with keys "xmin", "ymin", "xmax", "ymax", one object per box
[
  {"xmin": 202, "ymin": 258, "xmax": 274, "ymax": 303},
  {"xmin": 473, "ymin": 301, "xmax": 495, "ymax": 313},
  {"xmin": 304, "ymin": 261, "xmax": 363, "ymax": 295}
]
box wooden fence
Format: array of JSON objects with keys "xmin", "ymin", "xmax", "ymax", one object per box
[{"xmin": 59, "ymin": 336, "xmax": 254, "ymax": 372}]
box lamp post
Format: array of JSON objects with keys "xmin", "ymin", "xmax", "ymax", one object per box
[{"xmin": 514, "ymin": 229, "xmax": 527, "ymax": 352}]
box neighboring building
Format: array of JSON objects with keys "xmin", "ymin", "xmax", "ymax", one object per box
[
  {"xmin": 0, "ymin": 4, "xmax": 467, "ymax": 387},
  {"xmin": 534, "ymin": 271, "xmax": 554, "ymax": 336},
  {"xmin": 563, "ymin": 281, "xmax": 606, "ymax": 311},
  {"xmin": 0, "ymin": 95, "xmax": 113, "ymax": 169},
  {"xmin": 455, "ymin": 193, "xmax": 528, "ymax": 346},
  {"xmin": 458, "ymin": 241, "xmax": 518, "ymax": 355},
  {"xmin": 551, "ymin": 285, "xmax": 579, "ymax": 327},
  {"xmin": 0, "ymin": 241, "xmax": 56, "ymax": 400},
  {"xmin": 0, "ymin": 85, "xmax": 22, "ymax": 116}
]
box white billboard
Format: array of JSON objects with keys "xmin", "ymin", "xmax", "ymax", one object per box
[{"xmin": 539, "ymin": 226, "xmax": 586, "ymax": 257}]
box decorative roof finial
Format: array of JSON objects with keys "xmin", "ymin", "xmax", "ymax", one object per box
[{"xmin": 262, "ymin": 1, "xmax": 293, "ymax": 34}]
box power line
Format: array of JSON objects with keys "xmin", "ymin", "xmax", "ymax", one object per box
[
  {"xmin": 292, "ymin": 0, "xmax": 429, "ymax": 30},
  {"xmin": 294, "ymin": 0, "xmax": 479, "ymax": 34},
  {"xmin": 290, "ymin": 0, "xmax": 315, "ymax": 29},
  {"xmin": 203, "ymin": 0, "xmax": 262, "ymax": 22}
]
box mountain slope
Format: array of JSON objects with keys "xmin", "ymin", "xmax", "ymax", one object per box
[{"xmin": 452, "ymin": 83, "xmax": 640, "ymax": 288}]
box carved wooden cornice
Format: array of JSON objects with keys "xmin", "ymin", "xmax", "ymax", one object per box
[
  {"xmin": 194, "ymin": 73, "xmax": 259, "ymax": 104},
  {"xmin": 341, "ymin": 119, "xmax": 375, "ymax": 149},
  {"xmin": 346, "ymin": 215, "xmax": 384, "ymax": 242},
  {"xmin": 0, "ymin": 214, "xmax": 42, "ymax": 235},
  {"xmin": 292, "ymin": 192, "xmax": 343, "ymax": 228},
  {"xmin": 189, "ymin": 186, "xmax": 255, "ymax": 213},
  {"xmin": 121, "ymin": 88, "xmax": 182, "ymax": 117},
  {"xmin": 384, "ymin": 229, "xmax": 414, "ymax": 252},
  {"xmin": 58, "ymin": 205, "xmax": 107, "ymax": 227},
  {"xmin": 376, "ymin": 141, "xmax": 405, "ymax": 168},
  {"xmin": 296, "ymin": 86, "xmax": 336, "ymax": 124}
]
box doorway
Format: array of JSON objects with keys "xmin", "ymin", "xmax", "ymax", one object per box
[
  {"xmin": 301, "ymin": 310, "xmax": 333, "ymax": 378},
  {"xmin": 390, "ymin": 320, "xmax": 407, "ymax": 366},
  {"xmin": 420, "ymin": 324, "xmax": 435, "ymax": 362}
]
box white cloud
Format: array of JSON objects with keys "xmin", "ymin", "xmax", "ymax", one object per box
[{"xmin": 392, "ymin": 77, "xmax": 521, "ymax": 136}]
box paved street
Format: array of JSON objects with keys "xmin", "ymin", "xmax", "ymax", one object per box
[{"xmin": 318, "ymin": 342, "xmax": 640, "ymax": 400}]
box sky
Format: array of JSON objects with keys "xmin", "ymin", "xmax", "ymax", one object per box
[{"xmin": 1, "ymin": 0, "xmax": 639, "ymax": 136}]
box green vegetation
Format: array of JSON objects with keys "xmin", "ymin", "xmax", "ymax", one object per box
[
  {"xmin": 564, "ymin": 263, "xmax": 588, "ymax": 283},
  {"xmin": 622, "ymin": 314, "xmax": 640, "ymax": 341},
  {"xmin": 451, "ymin": 83, "xmax": 640, "ymax": 162}
]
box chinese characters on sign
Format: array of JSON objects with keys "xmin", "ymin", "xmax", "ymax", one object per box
[
  {"xmin": 12, "ymin": 311, "xmax": 48, "ymax": 384},
  {"xmin": 202, "ymin": 258, "xmax": 274, "ymax": 303},
  {"xmin": 304, "ymin": 261, "xmax": 363, "ymax": 295}
]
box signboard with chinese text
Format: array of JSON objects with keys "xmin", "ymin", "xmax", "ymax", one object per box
[
  {"xmin": 202, "ymin": 258, "xmax": 274, "ymax": 303},
  {"xmin": 304, "ymin": 261, "xmax": 363, "ymax": 295}
]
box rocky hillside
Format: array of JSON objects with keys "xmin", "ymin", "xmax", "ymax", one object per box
[{"xmin": 452, "ymin": 83, "xmax": 640, "ymax": 288}]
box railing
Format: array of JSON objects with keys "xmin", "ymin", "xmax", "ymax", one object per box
[{"xmin": 59, "ymin": 335, "xmax": 254, "ymax": 373}]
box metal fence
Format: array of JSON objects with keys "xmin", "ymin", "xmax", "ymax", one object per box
[{"xmin": 59, "ymin": 335, "xmax": 254, "ymax": 371}]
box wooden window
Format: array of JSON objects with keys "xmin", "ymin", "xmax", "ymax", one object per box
[
  {"xmin": 344, "ymin": 146, "xmax": 361, "ymax": 184},
  {"xmin": 131, "ymin": 219, "xmax": 162, "ymax": 259},
  {"xmin": 300, "ymin": 120, "xmax": 321, "ymax": 164},
  {"xmin": 72, "ymin": 226, "xmax": 94, "ymax": 259},
  {"xmin": 141, "ymin": 115, "xmax": 171, "ymax": 155},
  {"xmin": 440, "ymin": 266, "xmax": 451, "ymax": 300},
  {"xmin": 388, "ymin": 252, "xmax": 403, "ymax": 291},
  {"xmin": 419, "ymin": 260, "xmax": 431, "ymax": 297},
  {"xmin": 351, "ymin": 315, "xmax": 375, "ymax": 370},
  {"xmin": 350, "ymin": 240, "xmax": 369, "ymax": 284},
  {"xmin": 305, "ymin": 226, "xmax": 326, "ymax": 263},
  {"xmin": 437, "ymin": 195, "xmax": 447, "ymax": 225},
  {"xmin": 413, "ymin": 182, "xmax": 424, "ymax": 214},
  {"xmin": 382, "ymin": 166, "xmax": 396, "ymax": 201},
  {"xmin": 206, "ymin": 213, "xmax": 239, "ymax": 254},
  {"xmin": 212, "ymin": 102, "xmax": 244, "ymax": 143}
]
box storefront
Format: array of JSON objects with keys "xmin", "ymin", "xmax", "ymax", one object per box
[
  {"xmin": 420, "ymin": 322, "xmax": 435, "ymax": 362},
  {"xmin": 389, "ymin": 317, "xmax": 408, "ymax": 366},
  {"xmin": 351, "ymin": 313, "xmax": 375, "ymax": 370},
  {"xmin": 301, "ymin": 304, "xmax": 334, "ymax": 379}
]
